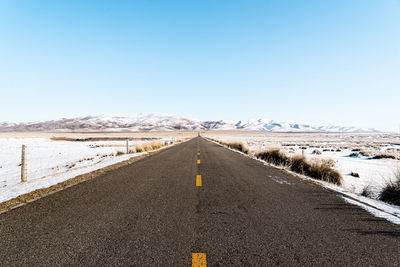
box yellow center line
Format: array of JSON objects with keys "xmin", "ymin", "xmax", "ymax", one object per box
[
  {"xmin": 192, "ymin": 253, "xmax": 207, "ymax": 267},
  {"xmin": 196, "ymin": 175, "xmax": 202, "ymax": 187}
]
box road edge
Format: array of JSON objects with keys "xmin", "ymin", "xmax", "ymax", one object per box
[
  {"xmin": 203, "ymin": 137, "xmax": 400, "ymax": 225},
  {"xmin": 0, "ymin": 138, "xmax": 193, "ymax": 215}
]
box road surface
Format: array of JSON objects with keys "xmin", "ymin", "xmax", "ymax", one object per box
[{"xmin": 0, "ymin": 137, "xmax": 399, "ymax": 266}]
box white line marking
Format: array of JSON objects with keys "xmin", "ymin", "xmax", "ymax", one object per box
[{"xmin": 268, "ymin": 175, "xmax": 291, "ymax": 185}]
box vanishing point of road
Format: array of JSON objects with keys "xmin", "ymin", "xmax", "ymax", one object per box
[{"xmin": 1, "ymin": 137, "xmax": 399, "ymax": 266}]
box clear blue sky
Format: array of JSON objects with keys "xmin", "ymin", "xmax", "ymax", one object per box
[{"xmin": 0, "ymin": 0, "xmax": 399, "ymax": 131}]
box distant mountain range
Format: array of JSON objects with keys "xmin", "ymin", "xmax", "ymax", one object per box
[{"xmin": 0, "ymin": 114, "xmax": 379, "ymax": 133}]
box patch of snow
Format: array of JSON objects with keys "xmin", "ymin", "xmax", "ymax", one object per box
[
  {"xmin": 0, "ymin": 137, "xmax": 177, "ymax": 203},
  {"xmin": 342, "ymin": 197, "xmax": 400, "ymax": 225}
]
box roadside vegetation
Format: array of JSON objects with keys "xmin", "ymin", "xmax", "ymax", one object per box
[
  {"xmin": 134, "ymin": 141, "xmax": 165, "ymax": 153},
  {"xmin": 206, "ymin": 134, "xmax": 400, "ymax": 208},
  {"xmin": 209, "ymin": 139, "xmax": 249, "ymax": 154},
  {"xmin": 379, "ymin": 168, "xmax": 400, "ymax": 206},
  {"xmin": 209, "ymin": 138, "xmax": 342, "ymax": 186},
  {"xmin": 255, "ymin": 150, "xmax": 342, "ymax": 185}
]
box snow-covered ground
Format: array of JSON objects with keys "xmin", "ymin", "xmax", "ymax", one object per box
[
  {"xmin": 0, "ymin": 137, "xmax": 179, "ymax": 203},
  {"xmin": 297, "ymin": 147, "xmax": 398, "ymax": 197},
  {"xmin": 204, "ymin": 132, "xmax": 400, "ymax": 198}
]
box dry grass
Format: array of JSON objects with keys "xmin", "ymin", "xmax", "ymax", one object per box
[
  {"xmin": 225, "ymin": 142, "xmax": 249, "ymax": 154},
  {"xmin": 256, "ymin": 148, "xmax": 342, "ymax": 185},
  {"xmin": 348, "ymin": 152, "xmax": 360, "ymax": 157},
  {"xmin": 307, "ymin": 159, "xmax": 342, "ymax": 185},
  {"xmin": 211, "ymin": 137, "xmax": 343, "ymax": 185},
  {"xmin": 289, "ymin": 155, "xmax": 308, "ymax": 173},
  {"xmin": 116, "ymin": 151, "xmax": 125, "ymax": 156},
  {"xmin": 360, "ymin": 150, "xmax": 373, "ymax": 157},
  {"xmin": 209, "ymin": 139, "xmax": 249, "ymax": 154},
  {"xmin": 66, "ymin": 163, "xmax": 76, "ymax": 169},
  {"xmin": 361, "ymin": 185, "xmax": 373, "ymax": 198},
  {"xmin": 134, "ymin": 144, "xmax": 144, "ymax": 153},
  {"xmin": 50, "ymin": 137, "xmax": 77, "ymax": 141},
  {"xmin": 379, "ymin": 168, "xmax": 400, "ymax": 205},
  {"xmin": 255, "ymin": 149, "xmax": 289, "ymax": 166},
  {"xmin": 312, "ymin": 149, "xmax": 322, "ymax": 155},
  {"xmin": 134, "ymin": 140, "xmax": 167, "ymax": 153},
  {"xmin": 149, "ymin": 141, "xmax": 164, "ymax": 150},
  {"xmin": 372, "ymin": 153, "xmax": 398, "ymax": 160}
]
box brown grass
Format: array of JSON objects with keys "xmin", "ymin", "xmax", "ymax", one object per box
[
  {"xmin": 312, "ymin": 149, "xmax": 322, "ymax": 155},
  {"xmin": 289, "ymin": 155, "xmax": 308, "ymax": 173},
  {"xmin": 225, "ymin": 142, "xmax": 249, "ymax": 154},
  {"xmin": 307, "ymin": 159, "xmax": 342, "ymax": 185},
  {"xmin": 134, "ymin": 140, "xmax": 169, "ymax": 153},
  {"xmin": 209, "ymin": 139, "xmax": 249, "ymax": 154},
  {"xmin": 50, "ymin": 137, "xmax": 77, "ymax": 141},
  {"xmin": 67, "ymin": 163, "xmax": 76, "ymax": 169},
  {"xmin": 149, "ymin": 141, "xmax": 164, "ymax": 150},
  {"xmin": 134, "ymin": 144, "xmax": 144, "ymax": 153},
  {"xmin": 255, "ymin": 149, "xmax": 289, "ymax": 166},
  {"xmin": 256, "ymin": 148, "xmax": 342, "ymax": 185},
  {"xmin": 360, "ymin": 150, "xmax": 372, "ymax": 157}
]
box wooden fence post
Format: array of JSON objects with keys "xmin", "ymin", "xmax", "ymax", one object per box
[
  {"xmin": 126, "ymin": 139, "xmax": 129, "ymax": 154},
  {"xmin": 21, "ymin": 145, "xmax": 27, "ymax": 182}
]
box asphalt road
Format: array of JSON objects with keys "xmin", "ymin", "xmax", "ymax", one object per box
[{"xmin": 1, "ymin": 137, "xmax": 399, "ymax": 266}]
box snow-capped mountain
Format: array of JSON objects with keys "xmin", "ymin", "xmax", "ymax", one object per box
[{"xmin": 0, "ymin": 114, "xmax": 379, "ymax": 132}]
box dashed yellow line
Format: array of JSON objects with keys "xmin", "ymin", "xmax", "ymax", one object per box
[
  {"xmin": 193, "ymin": 144, "xmax": 206, "ymax": 265},
  {"xmin": 192, "ymin": 253, "xmax": 207, "ymax": 267},
  {"xmin": 196, "ymin": 175, "xmax": 202, "ymax": 187}
]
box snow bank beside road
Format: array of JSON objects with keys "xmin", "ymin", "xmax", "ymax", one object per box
[{"xmin": 0, "ymin": 137, "xmax": 177, "ymax": 203}]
